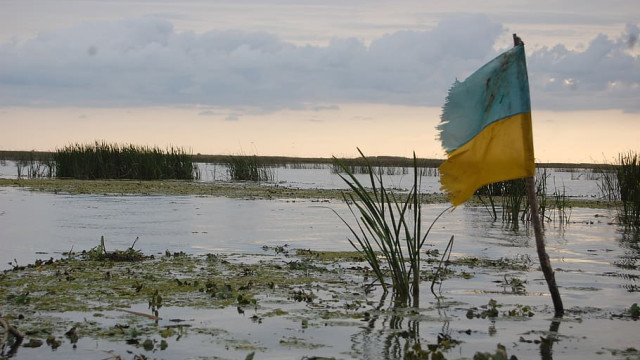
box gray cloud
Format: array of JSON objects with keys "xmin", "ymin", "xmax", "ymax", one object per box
[
  {"xmin": 528, "ymin": 23, "xmax": 640, "ymax": 112},
  {"xmin": 1, "ymin": 16, "xmax": 638, "ymax": 112}
]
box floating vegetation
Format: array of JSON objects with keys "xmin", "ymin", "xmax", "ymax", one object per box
[
  {"xmin": 473, "ymin": 343, "xmax": 519, "ymax": 360},
  {"xmin": 54, "ymin": 141, "xmax": 197, "ymax": 180},
  {"xmin": 0, "ymin": 241, "xmax": 636, "ymax": 359},
  {"xmin": 0, "ymin": 247, "xmax": 381, "ymax": 358},
  {"xmin": 451, "ymin": 255, "xmax": 533, "ymax": 272},
  {"xmin": 0, "ymin": 177, "xmax": 373, "ymax": 201},
  {"xmin": 82, "ymin": 236, "xmax": 147, "ymax": 262}
]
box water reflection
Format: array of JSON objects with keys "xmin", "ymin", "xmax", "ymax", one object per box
[
  {"xmin": 352, "ymin": 293, "xmax": 459, "ymax": 360},
  {"xmin": 351, "ymin": 293, "xmax": 426, "ymax": 360},
  {"xmin": 2, "ymin": 336, "xmax": 22, "ymax": 358},
  {"xmin": 539, "ymin": 320, "xmax": 561, "ymax": 360},
  {"xmin": 349, "ymin": 290, "xmax": 568, "ymax": 360},
  {"xmin": 616, "ymin": 229, "xmax": 640, "ymax": 292}
]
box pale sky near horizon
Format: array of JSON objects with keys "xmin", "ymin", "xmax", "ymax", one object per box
[{"xmin": 1, "ymin": 0, "xmax": 638, "ymax": 163}]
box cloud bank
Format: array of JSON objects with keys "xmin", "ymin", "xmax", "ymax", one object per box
[{"xmin": 1, "ymin": 16, "xmax": 638, "ymax": 112}]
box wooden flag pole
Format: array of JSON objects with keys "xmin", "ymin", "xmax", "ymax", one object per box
[
  {"xmin": 515, "ymin": 33, "xmax": 564, "ymax": 317},
  {"xmin": 526, "ymin": 177, "xmax": 564, "ymax": 317}
]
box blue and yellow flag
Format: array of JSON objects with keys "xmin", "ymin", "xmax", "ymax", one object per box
[{"xmin": 437, "ymin": 44, "xmax": 534, "ymax": 206}]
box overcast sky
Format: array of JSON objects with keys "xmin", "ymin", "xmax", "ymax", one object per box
[{"xmin": 0, "ymin": 0, "xmax": 638, "ymax": 162}]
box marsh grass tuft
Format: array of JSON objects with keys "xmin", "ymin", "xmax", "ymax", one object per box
[
  {"xmin": 15, "ymin": 151, "xmax": 54, "ymax": 179},
  {"xmin": 333, "ymin": 149, "xmax": 449, "ymax": 305},
  {"xmin": 475, "ymin": 178, "xmax": 527, "ymax": 228},
  {"xmin": 597, "ymin": 163, "xmax": 619, "ymax": 203},
  {"xmin": 475, "ymin": 169, "xmax": 574, "ymax": 228},
  {"xmin": 616, "ymin": 152, "xmax": 640, "ymax": 228},
  {"xmin": 597, "ymin": 152, "xmax": 640, "ymax": 228},
  {"xmin": 549, "ymin": 180, "xmax": 571, "ymax": 224},
  {"xmin": 55, "ymin": 141, "xmax": 197, "ymax": 180},
  {"xmin": 224, "ymin": 154, "xmax": 274, "ymax": 182}
]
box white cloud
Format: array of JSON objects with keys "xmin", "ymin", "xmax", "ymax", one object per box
[{"xmin": 1, "ymin": 16, "xmax": 638, "ymax": 112}]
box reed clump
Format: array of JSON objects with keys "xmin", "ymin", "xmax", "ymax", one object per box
[
  {"xmin": 333, "ymin": 149, "xmax": 449, "ymax": 305},
  {"xmin": 15, "ymin": 151, "xmax": 55, "ymax": 179},
  {"xmin": 475, "ymin": 178, "xmax": 527, "ymax": 227},
  {"xmin": 224, "ymin": 154, "xmax": 274, "ymax": 182},
  {"xmin": 474, "ymin": 170, "xmax": 573, "ymax": 228},
  {"xmin": 616, "ymin": 152, "xmax": 640, "ymax": 228},
  {"xmin": 55, "ymin": 141, "xmax": 197, "ymax": 180},
  {"xmin": 596, "ymin": 152, "xmax": 640, "ymax": 228},
  {"xmin": 597, "ymin": 164, "xmax": 619, "ymax": 203}
]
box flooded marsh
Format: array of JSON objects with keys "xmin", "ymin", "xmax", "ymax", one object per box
[{"xmin": 0, "ymin": 163, "xmax": 638, "ymax": 359}]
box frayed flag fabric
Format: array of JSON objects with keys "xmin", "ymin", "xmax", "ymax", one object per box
[{"xmin": 437, "ymin": 44, "xmax": 535, "ymax": 206}]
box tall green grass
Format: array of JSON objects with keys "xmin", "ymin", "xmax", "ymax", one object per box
[
  {"xmin": 616, "ymin": 152, "xmax": 640, "ymax": 228},
  {"xmin": 597, "ymin": 164, "xmax": 619, "ymax": 203},
  {"xmin": 475, "ymin": 178, "xmax": 527, "ymax": 228},
  {"xmin": 549, "ymin": 179, "xmax": 571, "ymax": 225},
  {"xmin": 55, "ymin": 141, "xmax": 197, "ymax": 180},
  {"xmin": 224, "ymin": 154, "xmax": 274, "ymax": 182},
  {"xmin": 333, "ymin": 149, "xmax": 449, "ymax": 305},
  {"xmin": 596, "ymin": 152, "xmax": 640, "ymax": 228},
  {"xmin": 475, "ymin": 170, "xmax": 573, "ymax": 228}
]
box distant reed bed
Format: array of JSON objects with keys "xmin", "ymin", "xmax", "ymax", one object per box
[
  {"xmin": 55, "ymin": 142, "xmax": 198, "ymax": 180},
  {"xmin": 330, "ymin": 157, "xmax": 440, "ymax": 177}
]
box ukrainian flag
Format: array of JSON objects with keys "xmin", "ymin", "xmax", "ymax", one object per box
[{"xmin": 437, "ymin": 44, "xmax": 535, "ymax": 206}]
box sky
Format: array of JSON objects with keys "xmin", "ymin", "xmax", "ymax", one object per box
[{"xmin": 0, "ymin": 0, "xmax": 638, "ymax": 163}]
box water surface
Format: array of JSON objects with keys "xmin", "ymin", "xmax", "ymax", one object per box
[{"xmin": 0, "ymin": 164, "xmax": 637, "ymax": 360}]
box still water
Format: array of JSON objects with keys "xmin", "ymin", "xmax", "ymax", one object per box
[
  {"xmin": 0, "ymin": 162, "xmax": 638, "ymax": 360},
  {"xmin": 0, "ymin": 188, "xmax": 353, "ymax": 268}
]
